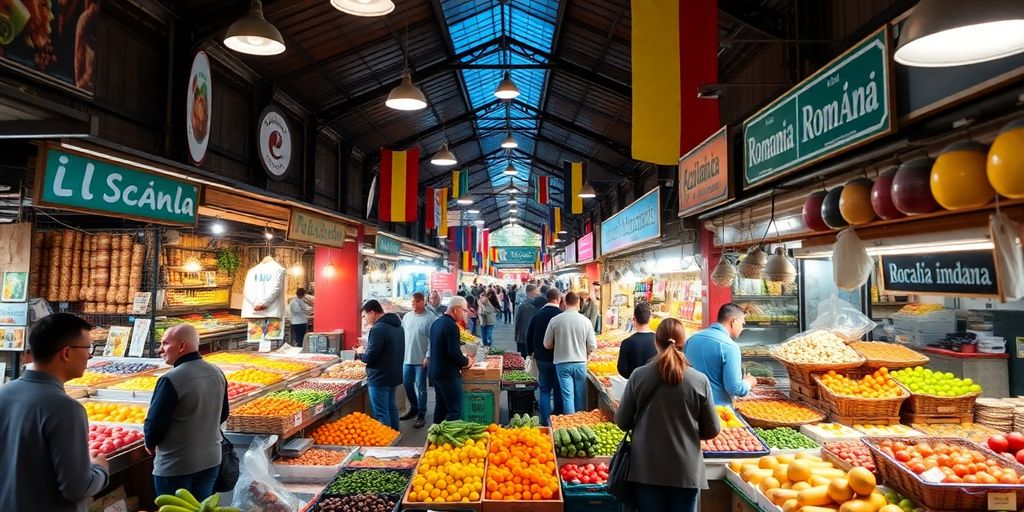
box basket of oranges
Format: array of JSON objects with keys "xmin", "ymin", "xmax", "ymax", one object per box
[{"xmin": 813, "ymin": 368, "xmax": 909, "ymax": 419}]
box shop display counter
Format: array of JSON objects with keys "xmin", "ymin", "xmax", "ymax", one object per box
[{"xmin": 919, "ymin": 347, "xmax": 1010, "ymax": 398}]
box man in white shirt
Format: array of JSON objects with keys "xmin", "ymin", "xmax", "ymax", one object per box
[
  {"xmin": 400, "ymin": 292, "xmax": 436, "ymax": 428},
  {"xmin": 543, "ymin": 291, "xmax": 597, "ymax": 414},
  {"xmin": 288, "ymin": 288, "xmax": 313, "ymax": 347}
]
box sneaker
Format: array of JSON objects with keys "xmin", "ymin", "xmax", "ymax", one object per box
[
  {"xmin": 414, "ymin": 418, "xmax": 426, "ymax": 428},
  {"xmin": 400, "ymin": 410, "xmax": 418, "ymax": 421}
]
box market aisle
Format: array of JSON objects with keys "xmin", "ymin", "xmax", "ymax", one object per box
[{"xmin": 397, "ymin": 314, "xmax": 519, "ymax": 447}]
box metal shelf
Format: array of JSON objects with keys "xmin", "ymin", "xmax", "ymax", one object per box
[
  {"xmin": 161, "ymin": 284, "xmax": 231, "ymax": 289},
  {"xmin": 156, "ymin": 304, "xmax": 233, "ymax": 315},
  {"xmin": 732, "ymin": 295, "xmax": 798, "ymax": 301},
  {"xmin": 163, "ymin": 246, "xmax": 222, "ymax": 254}
]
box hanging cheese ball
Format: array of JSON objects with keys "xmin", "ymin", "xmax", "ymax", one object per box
[
  {"xmin": 931, "ymin": 140, "xmax": 993, "ymax": 210},
  {"xmin": 840, "ymin": 178, "xmax": 877, "ymax": 225},
  {"xmin": 802, "ymin": 190, "xmax": 830, "ymax": 231},
  {"xmin": 988, "ymin": 119, "xmax": 1024, "ymax": 199},
  {"xmin": 871, "ymin": 168, "xmax": 904, "ymax": 220},
  {"xmin": 892, "ymin": 158, "xmax": 938, "ymax": 215},
  {"xmin": 821, "ymin": 186, "xmax": 848, "ymax": 229}
]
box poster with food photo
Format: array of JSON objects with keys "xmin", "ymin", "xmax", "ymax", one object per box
[
  {"xmin": 1, "ymin": 271, "xmax": 27, "ymax": 301},
  {"xmin": 0, "ymin": 0, "xmax": 99, "ymax": 94},
  {"xmin": 186, "ymin": 50, "xmax": 211, "ymax": 164},
  {"xmin": 0, "ymin": 326, "xmax": 25, "ymax": 351}
]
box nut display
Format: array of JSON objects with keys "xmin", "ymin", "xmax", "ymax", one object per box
[
  {"xmin": 322, "ymin": 360, "xmax": 367, "ymax": 380},
  {"xmin": 849, "ymin": 341, "xmax": 928, "ymax": 365},
  {"xmin": 770, "ymin": 330, "xmax": 864, "ymax": 364},
  {"xmin": 276, "ymin": 448, "xmax": 349, "ymax": 466}
]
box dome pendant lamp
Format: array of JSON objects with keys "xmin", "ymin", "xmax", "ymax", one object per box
[
  {"xmin": 503, "ymin": 163, "xmax": 517, "ymax": 176},
  {"xmin": 430, "ymin": 142, "xmax": 457, "ymax": 166},
  {"xmin": 223, "ymin": 1, "xmax": 286, "ymax": 56},
  {"xmin": 330, "ymin": 0, "xmax": 395, "ymax": 17},
  {"xmin": 501, "ymin": 132, "xmax": 518, "ymax": 149},
  {"xmin": 494, "ymin": 71, "xmax": 520, "ymax": 100},
  {"xmin": 895, "ymin": 0, "xmax": 1024, "ymax": 67},
  {"xmin": 386, "ymin": 69, "xmax": 427, "ymax": 111},
  {"xmin": 578, "ymin": 183, "xmax": 597, "ymax": 199}
]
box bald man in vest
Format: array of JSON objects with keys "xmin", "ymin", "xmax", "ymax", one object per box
[{"xmin": 144, "ymin": 324, "xmax": 229, "ymax": 502}]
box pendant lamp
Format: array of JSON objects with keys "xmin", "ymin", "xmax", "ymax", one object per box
[
  {"xmin": 223, "ymin": 1, "xmax": 286, "ymax": 56},
  {"xmin": 578, "ymin": 184, "xmax": 597, "ymax": 199},
  {"xmin": 738, "ymin": 246, "xmax": 768, "ymax": 279},
  {"xmin": 503, "ymin": 163, "xmax": 517, "ymax": 176},
  {"xmin": 494, "ymin": 71, "xmax": 520, "ymax": 100},
  {"xmin": 456, "ymin": 195, "xmax": 474, "ymax": 205},
  {"xmin": 501, "ymin": 133, "xmax": 518, "ymax": 149},
  {"xmin": 430, "ymin": 143, "xmax": 457, "ymax": 166},
  {"xmin": 895, "ymin": 0, "xmax": 1024, "ymax": 67},
  {"xmin": 330, "ymin": 0, "xmax": 395, "ymax": 17},
  {"xmin": 710, "ymin": 253, "xmax": 738, "ymax": 287},
  {"xmin": 764, "ymin": 247, "xmax": 797, "ymax": 284},
  {"xmin": 386, "ymin": 69, "xmax": 427, "ymax": 111}
]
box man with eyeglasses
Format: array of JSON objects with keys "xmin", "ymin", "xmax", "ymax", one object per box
[
  {"xmin": 0, "ymin": 313, "xmax": 109, "ymax": 512},
  {"xmin": 428, "ymin": 296, "xmax": 474, "ymax": 424}
]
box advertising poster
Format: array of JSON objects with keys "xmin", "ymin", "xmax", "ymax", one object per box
[
  {"xmin": 0, "ymin": 0, "xmax": 99, "ymax": 94},
  {"xmin": 0, "ymin": 325, "xmax": 25, "ymax": 351}
]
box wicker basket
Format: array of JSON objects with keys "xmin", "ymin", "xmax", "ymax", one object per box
[
  {"xmin": 900, "ymin": 386, "xmax": 981, "ymax": 416},
  {"xmin": 862, "ymin": 436, "xmax": 1024, "ymax": 511},
  {"xmin": 813, "ymin": 375, "xmax": 909, "ymax": 418},
  {"xmin": 227, "ymin": 410, "xmax": 307, "ymax": 435},
  {"xmin": 849, "ymin": 342, "xmax": 930, "ymax": 370},
  {"xmin": 733, "ymin": 398, "xmax": 827, "ymax": 428},
  {"xmin": 774, "ymin": 356, "xmax": 865, "ymax": 386}
]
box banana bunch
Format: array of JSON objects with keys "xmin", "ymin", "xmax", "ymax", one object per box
[
  {"xmin": 426, "ymin": 420, "xmax": 489, "ymax": 446},
  {"xmin": 155, "ymin": 489, "xmax": 239, "ymax": 512}
]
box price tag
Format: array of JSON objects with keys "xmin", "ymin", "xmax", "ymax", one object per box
[
  {"xmin": 104, "ymin": 501, "xmax": 128, "ymax": 512},
  {"xmin": 989, "ymin": 492, "xmax": 1017, "ymax": 510},
  {"xmin": 258, "ymin": 339, "xmax": 272, "ymax": 352},
  {"xmin": 293, "ymin": 412, "xmax": 303, "ymax": 427},
  {"xmin": 315, "ymin": 403, "xmax": 324, "ymax": 415},
  {"xmin": 131, "ymin": 292, "xmax": 152, "ymax": 315},
  {"xmin": 920, "ymin": 466, "xmax": 947, "ymax": 483}
]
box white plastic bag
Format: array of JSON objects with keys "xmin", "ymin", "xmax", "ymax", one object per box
[
  {"xmin": 992, "ymin": 212, "xmax": 1024, "ymax": 301},
  {"xmin": 236, "ymin": 436, "xmax": 301, "ymax": 512},
  {"xmin": 832, "ymin": 228, "xmax": 873, "ymax": 291},
  {"xmin": 808, "ymin": 295, "xmax": 877, "ymax": 341},
  {"xmin": 524, "ymin": 356, "xmax": 539, "ymax": 378}
]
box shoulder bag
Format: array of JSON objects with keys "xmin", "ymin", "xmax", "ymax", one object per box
[
  {"xmin": 606, "ymin": 381, "xmax": 661, "ymax": 503},
  {"xmin": 213, "ymin": 431, "xmax": 240, "ymax": 493}
]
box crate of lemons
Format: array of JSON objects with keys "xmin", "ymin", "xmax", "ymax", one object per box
[{"xmin": 407, "ymin": 420, "xmax": 489, "ymax": 505}]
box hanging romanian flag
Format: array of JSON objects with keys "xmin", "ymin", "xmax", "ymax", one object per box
[
  {"xmin": 425, "ymin": 187, "xmax": 448, "ymax": 231},
  {"xmin": 452, "ymin": 169, "xmax": 469, "ymax": 199},
  {"xmin": 534, "ymin": 176, "xmax": 549, "ymax": 205},
  {"xmin": 378, "ymin": 148, "xmax": 420, "ymax": 222},
  {"xmin": 631, "ymin": 0, "xmax": 720, "ymax": 165},
  {"xmin": 563, "ymin": 162, "xmax": 584, "ymax": 214}
]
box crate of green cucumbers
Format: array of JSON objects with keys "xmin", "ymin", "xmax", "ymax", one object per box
[{"xmin": 553, "ymin": 423, "xmax": 625, "ymax": 458}]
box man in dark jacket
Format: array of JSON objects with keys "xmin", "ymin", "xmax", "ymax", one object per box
[
  {"xmin": 513, "ymin": 284, "xmax": 540, "ymax": 357},
  {"xmin": 358, "ymin": 300, "xmax": 405, "ymax": 430},
  {"xmin": 526, "ymin": 287, "xmax": 563, "ymax": 426},
  {"xmin": 428, "ymin": 296, "xmax": 474, "ymax": 424}
]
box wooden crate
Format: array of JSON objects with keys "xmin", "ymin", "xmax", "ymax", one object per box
[
  {"xmin": 789, "ymin": 378, "xmax": 818, "ymax": 399},
  {"xmin": 828, "ymin": 412, "xmax": 900, "ymax": 426},
  {"xmin": 790, "ymin": 387, "xmax": 821, "ymax": 410},
  {"xmin": 900, "ymin": 411, "xmax": 974, "ymax": 425},
  {"xmin": 463, "ymin": 356, "xmax": 503, "ymax": 381}
]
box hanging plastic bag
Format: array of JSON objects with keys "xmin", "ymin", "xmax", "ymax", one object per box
[
  {"xmin": 808, "ymin": 295, "xmax": 877, "ymax": 341},
  {"xmin": 235, "ymin": 436, "xmax": 302, "ymax": 512},
  {"xmin": 524, "ymin": 356, "xmax": 539, "ymax": 379},
  {"xmin": 991, "ymin": 212, "xmax": 1024, "ymax": 301},
  {"xmin": 832, "ymin": 228, "xmax": 873, "ymax": 291}
]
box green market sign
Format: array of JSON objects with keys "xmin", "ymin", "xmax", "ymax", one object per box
[
  {"xmin": 35, "ymin": 145, "xmax": 199, "ymax": 226},
  {"xmin": 495, "ymin": 246, "xmax": 538, "ymax": 266},
  {"xmin": 375, "ymin": 234, "xmax": 401, "ymax": 256},
  {"xmin": 743, "ymin": 27, "xmax": 894, "ymax": 187}
]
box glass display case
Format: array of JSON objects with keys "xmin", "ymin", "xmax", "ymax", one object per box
[{"xmin": 732, "ymin": 276, "xmax": 799, "ymax": 353}]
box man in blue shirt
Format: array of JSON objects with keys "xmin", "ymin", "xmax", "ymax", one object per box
[{"xmin": 684, "ymin": 303, "xmax": 757, "ymax": 405}]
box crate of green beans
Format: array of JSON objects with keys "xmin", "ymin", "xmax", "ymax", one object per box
[
  {"xmin": 752, "ymin": 427, "xmax": 820, "ymax": 453},
  {"xmin": 324, "ymin": 468, "xmax": 413, "ymax": 497}
]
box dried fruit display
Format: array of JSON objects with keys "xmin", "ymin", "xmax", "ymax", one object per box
[
  {"xmin": 735, "ymin": 399, "xmax": 824, "ymax": 424},
  {"xmin": 321, "ymin": 360, "xmax": 366, "ymax": 380},
  {"xmin": 314, "ymin": 494, "xmax": 396, "ymax": 512},
  {"xmin": 276, "ymin": 448, "xmax": 350, "ymax": 466},
  {"xmin": 770, "ymin": 330, "xmax": 864, "ymax": 364},
  {"xmin": 311, "ymin": 412, "xmax": 398, "ymax": 446}
]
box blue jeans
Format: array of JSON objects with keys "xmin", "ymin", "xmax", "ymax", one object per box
[
  {"xmin": 153, "ymin": 465, "xmax": 219, "ymax": 503},
  {"xmin": 481, "ymin": 325, "xmax": 494, "ymax": 346},
  {"xmin": 468, "ymin": 318, "xmax": 478, "ymax": 336},
  {"xmin": 432, "ymin": 378, "xmax": 463, "ymax": 424},
  {"xmin": 403, "ymin": 364, "xmax": 427, "ymax": 419},
  {"xmin": 368, "ymin": 385, "xmax": 399, "ymax": 431},
  {"xmin": 536, "ymin": 360, "xmax": 562, "ymax": 426},
  {"xmin": 632, "ymin": 482, "xmax": 698, "ymax": 512},
  {"xmin": 556, "ymin": 362, "xmax": 587, "ymax": 414},
  {"xmin": 291, "ymin": 323, "xmax": 308, "ymax": 347}
]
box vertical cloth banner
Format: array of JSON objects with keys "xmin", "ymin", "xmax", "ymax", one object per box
[
  {"xmin": 379, "ymin": 148, "xmax": 420, "ymax": 222},
  {"xmin": 563, "ymin": 162, "xmax": 584, "ymax": 214},
  {"xmin": 534, "ymin": 176, "xmax": 549, "ymax": 205},
  {"xmin": 425, "ymin": 187, "xmax": 448, "ymax": 230},
  {"xmin": 452, "ymin": 170, "xmax": 469, "ymax": 199},
  {"xmin": 551, "ymin": 207, "xmax": 562, "ymax": 236},
  {"xmin": 631, "ymin": 0, "xmax": 720, "ymax": 165}
]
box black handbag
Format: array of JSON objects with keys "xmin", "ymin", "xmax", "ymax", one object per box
[
  {"xmin": 607, "ymin": 383, "xmax": 660, "ymax": 503},
  {"xmin": 213, "ymin": 432, "xmax": 239, "ymax": 493}
]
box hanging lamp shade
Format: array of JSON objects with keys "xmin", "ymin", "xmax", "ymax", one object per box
[
  {"xmin": 494, "ymin": 71, "xmax": 520, "ymax": 100},
  {"xmin": 386, "ymin": 69, "xmax": 428, "ymax": 111},
  {"xmin": 223, "ymin": 1, "xmax": 286, "ymax": 56},
  {"xmin": 738, "ymin": 246, "xmax": 768, "ymax": 279},
  {"xmin": 501, "ymin": 133, "xmax": 518, "ymax": 149},
  {"xmin": 894, "ymin": 0, "xmax": 1024, "ymax": 67},
  {"xmin": 802, "ymin": 190, "xmax": 829, "ymax": 231},
  {"xmin": 821, "ymin": 187, "xmax": 849, "ymax": 229},
  {"xmin": 429, "ymin": 143, "xmax": 457, "ymax": 166},
  {"xmin": 871, "ymin": 168, "xmax": 905, "ymax": 220},
  {"xmin": 839, "ymin": 178, "xmax": 877, "ymax": 225},
  {"xmin": 503, "ymin": 163, "xmax": 517, "ymax": 176},
  {"xmin": 892, "ymin": 158, "xmax": 939, "ymax": 215},
  {"xmin": 578, "ymin": 184, "xmax": 597, "ymax": 199},
  {"xmin": 988, "ymin": 119, "xmax": 1024, "ymax": 199},
  {"xmin": 931, "ymin": 140, "xmax": 993, "ymax": 210},
  {"xmin": 330, "ymin": 0, "xmax": 395, "ymax": 17},
  {"xmin": 764, "ymin": 247, "xmax": 797, "ymax": 284}
]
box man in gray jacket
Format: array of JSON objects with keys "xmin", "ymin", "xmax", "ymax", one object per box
[
  {"xmin": 400, "ymin": 292, "xmax": 435, "ymax": 428},
  {"xmin": 144, "ymin": 324, "xmax": 228, "ymax": 501},
  {"xmin": 513, "ymin": 284, "xmax": 540, "ymax": 357},
  {"xmin": 0, "ymin": 313, "xmax": 109, "ymax": 512}
]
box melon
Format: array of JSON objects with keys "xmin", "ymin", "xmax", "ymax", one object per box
[
  {"xmin": 988, "ymin": 119, "xmax": 1024, "ymax": 198},
  {"xmin": 931, "ymin": 140, "xmax": 992, "ymax": 210},
  {"xmin": 871, "ymin": 168, "xmax": 904, "ymax": 220},
  {"xmin": 803, "ymin": 190, "xmax": 830, "ymax": 231},
  {"xmin": 821, "ymin": 187, "xmax": 848, "ymax": 229},
  {"xmin": 892, "ymin": 158, "xmax": 938, "ymax": 215},
  {"xmin": 840, "ymin": 178, "xmax": 877, "ymax": 225}
]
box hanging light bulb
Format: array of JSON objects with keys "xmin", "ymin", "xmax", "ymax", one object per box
[
  {"xmin": 264, "ymin": 228, "xmax": 274, "ymax": 241},
  {"xmin": 211, "ymin": 220, "xmax": 226, "ymax": 235},
  {"xmin": 430, "ymin": 142, "xmax": 457, "ymax": 166},
  {"xmin": 507, "ymin": 198, "xmax": 517, "ymax": 205},
  {"xmin": 501, "ymin": 132, "xmax": 518, "ymax": 149},
  {"xmin": 493, "ymin": 71, "xmax": 520, "ymax": 100},
  {"xmin": 289, "ymin": 262, "xmax": 304, "ymax": 277},
  {"xmin": 503, "ymin": 163, "xmax": 517, "ymax": 176},
  {"xmin": 386, "ymin": 68, "xmax": 428, "ymax": 111},
  {"xmin": 330, "ymin": 0, "xmax": 395, "ymax": 17},
  {"xmin": 558, "ymin": 229, "xmax": 567, "ymax": 234},
  {"xmin": 894, "ymin": 0, "xmax": 1024, "ymax": 67},
  {"xmin": 183, "ymin": 256, "xmax": 202, "ymax": 273},
  {"xmin": 509, "ymin": 208, "xmax": 518, "ymax": 213},
  {"xmin": 456, "ymin": 195, "xmax": 474, "ymax": 205},
  {"xmin": 322, "ymin": 262, "xmax": 337, "ymax": 278},
  {"xmin": 467, "ymin": 208, "xmax": 480, "ymax": 214},
  {"xmin": 223, "ymin": 0, "xmax": 286, "ymax": 56},
  {"xmin": 578, "ymin": 183, "xmax": 597, "ymax": 199}
]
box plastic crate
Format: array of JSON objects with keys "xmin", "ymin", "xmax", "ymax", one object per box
[
  {"xmin": 564, "ymin": 492, "xmax": 618, "ymax": 512},
  {"xmin": 462, "ymin": 390, "xmax": 496, "ymax": 425},
  {"xmin": 507, "ymin": 388, "xmax": 535, "ymax": 418}
]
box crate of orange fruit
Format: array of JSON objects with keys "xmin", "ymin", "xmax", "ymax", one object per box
[
  {"xmin": 482, "ymin": 425, "xmax": 563, "ymax": 512},
  {"xmin": 311, "ymin": 412, "xmax": 400, "ymax": 447}
]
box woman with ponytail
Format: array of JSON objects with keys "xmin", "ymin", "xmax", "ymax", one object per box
[{"xmin": 614, "ymin": 318, "xmax": 721, "ymax": 512}]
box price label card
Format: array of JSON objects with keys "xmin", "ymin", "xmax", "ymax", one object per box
[
  {"xmin": 294, "ymin": 412, "xmax": 303, "ymax": 427},
  {"xmin": 315, "ymin": 403, "xmax": 324, "ymax": 415},
  {"xmin": 989, "ymin": 492, "xmax": 1017, "ymax": 510},
  {"xmin": 258, "ymin": 339, "xmax": 272, "ymax": 352},
  {"xmin": 920, "ymin": 466, "xmax": 947, "ymax": 483},
  {"xmin": 131, "ymin": 292, "xmax": 152, "ymax": 315}
]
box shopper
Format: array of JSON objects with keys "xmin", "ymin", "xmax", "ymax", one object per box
[
  {"xmin": 466, "ymin": 295, "xmax": 479, "ymax": 336},
  {"xmin": 501, "ymin": 287, "xmax": 512, "ymax": 324},
  {"xmin": 429, "ymin": 296, "xmax": 474, "ymax": 423},
  {"xmin": 0, "ymin": 313, "xmax": 109, "ymax": 512},
  {"xmin": 401, "ymin": 292, "xmax": 435, "ymax": 428},
  {"xmin": 579, "ymin": 291, "xmax": 600, "ymax": 333},
  {"xmin": 509, "ymin": 285, "xmax": 518, "ymax": 315},
  {"xmin": 144, "ymin": 324, "xmax": 229, "ymax": 500},
  {"xmin": 617, "ymin": 302, "xmax": 658, "ymax": 379},
  {"xmin": 684, "ymin": 303, "xmax": 757, "ymax": 405},
  {"xmin": 526, "ymin": 287, "xmax": 564, "ymax": 426},
  {"xmin": 615, "ymin": 318, "xmax": 721, "ymax": 512},
  {"xmin": 478, "ymin": 291, "xmax": 499, "ymax": 347},
  {"xmin": 288, "ymin": 288, "xmax": 313, "ymax": 347},
  {"xmin": 428, "ymin": 291, "xmax": 447, "ymax": 316},
  {"xmin": 543, "ymin": 291, "xmax": 597, "ymax": 414},
  {"xmin": 513, "ymin": 284, "xmax": 540, "ymax": 357},
  {"xmin": 358, "ymin": 300, "xmax": 405, "ymax": 431}
]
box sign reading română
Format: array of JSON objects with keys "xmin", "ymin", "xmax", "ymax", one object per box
[
  {"xmin": 879, "ymin": 250, "xmax": 1000, "ymax": 298},
  {"xmin": 743, "ymin": 27, "xmax": 894, "ymax": 187}
]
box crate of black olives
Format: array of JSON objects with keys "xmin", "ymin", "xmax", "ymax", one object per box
[
  {"xmin": 320, "ymin": 468, "xmax": 413, "ymax": 498},
  {"xmin": 310, "ymin": 493, "xmax": 400, "ymax": 512}
]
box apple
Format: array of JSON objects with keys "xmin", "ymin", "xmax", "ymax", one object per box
[
  {"xmin": 1015, "ymin": 449, "xmax": 1024, "ymax": 465},
  {"xmin": 1008, "ymin": 432, "xmax": 1024, "ymax": 453},
  {"xmin": 989, "ymin": 434, "xmax": 1010, "ymax": 453}
]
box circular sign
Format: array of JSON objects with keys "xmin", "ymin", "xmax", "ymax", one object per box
[
  {"xmin": 257, "ymin": 105, "xmax": 292, "ymax": 180},
  {"xmin": 186, "ymin": 51, "xmax": 212, "ymax": 165}
]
